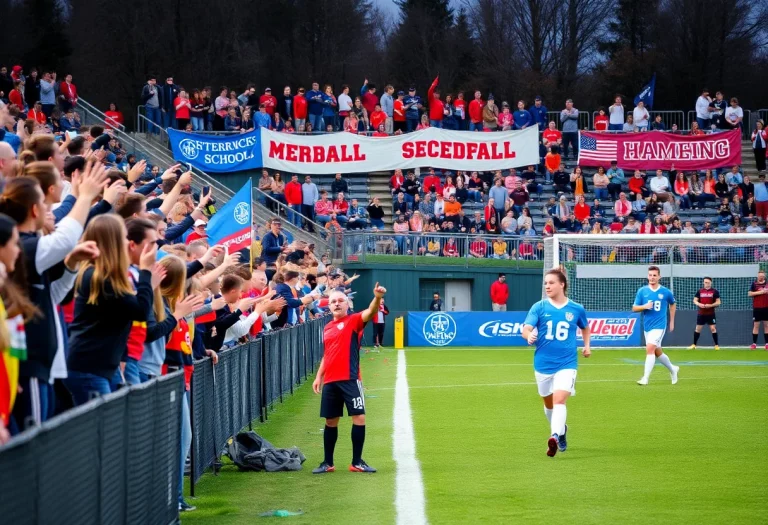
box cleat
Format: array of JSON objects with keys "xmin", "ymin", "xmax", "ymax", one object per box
[
  {"xmin": 750, "ymin": 344, "xmax": 757, "ymax": 350},
  {"xmin": 557, "ymin": 425, "xmax": 568, "ymax": 452},
  {"xmin": 312, "ymin": 462, "xmax": 336, "ymax": 474},
  {"xmin": 671, "ymin": 365, "xmax": 679, "ymax": 385},
  {"xmin": 637, "ymin": 377, "xmax": 649, "ymax": 386},
  {"xmin": 179, "ymin": 500, "xmax": 197, "ymax": 512},
  {"xmin": 349, "ymin": 460, "xmax": 377, "ymax": 473},
  {"xmin": 687, "ymin": 344, "xmax": 696, "ymax": 350},
  {"xmin": 714, "ymin": 345, "xmax": 720, "ymax": 351},
  {"xmin": 547, "ymin": 435, "xmax": 559, "ymax": 457}
]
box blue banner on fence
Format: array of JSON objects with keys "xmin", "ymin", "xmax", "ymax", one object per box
[
  {"xmin": 168, "ymin": 128, "xmax": 262, "ymax": 173},
  {"xmin": 407, "ymin": 311, "xmax": 641, "ymax": 347}
]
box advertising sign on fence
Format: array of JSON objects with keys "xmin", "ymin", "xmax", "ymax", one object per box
[
  {"xmin": 260, "ymin": 126, "xmax": 540, "ymax": 174},
  {"xmin": 578, "ymin": 129, "xmax": 742, "ymax": 171},
  {"xmin": 407, "ymin": 311, "xmax": 641, "ymax": 348}
]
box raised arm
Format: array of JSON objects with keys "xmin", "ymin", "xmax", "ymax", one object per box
[{"xmin": 360, "ymin": 282, "xmax": 386, "ymax": 323}]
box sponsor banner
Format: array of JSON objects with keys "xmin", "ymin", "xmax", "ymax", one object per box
[
  {"xmin": 168, "ymin": 128, "xmax": 261, "ymax": 173},
  {"xmin": 579, "ymin": 129, "xmax": 741, "ymax": 171},
  {"xmin": 206, "ymin": 180, "xmax": 252, "ymax": 252},
  {"xmin": 408, "ymin": 311, "xmax": 641, "ymax": 348},
  {"xmin": 260, "ymin": 126, "xmax": 540, "ymax": 174}
]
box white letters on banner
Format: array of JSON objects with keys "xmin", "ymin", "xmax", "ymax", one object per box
[{"xmin": 260, "ymin": 126, "xmax": 540, "ymax": 174}]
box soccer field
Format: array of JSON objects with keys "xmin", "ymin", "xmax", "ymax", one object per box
[{"xmin": 183, "ymin": 347, "xmax": 768, "ymax": 525}]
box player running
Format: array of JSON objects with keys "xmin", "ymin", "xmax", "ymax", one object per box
[
  {"xmin": 632, "ymin": 266, "xmax": 679, "ymax": 385},
  {"xmin": 311, "ymin": 282, "xmax": 387, "ymax": 474},
  {"xmin": 688, "ymin": 277, "xmax": 721, "ymax": 350},
  {"xmin": 748, "ymin": 270, "xmax": 768, "ymax": 350},
  {"xmin": 522, "ymin": 268, "xmax": 591, "ymax": 458}
]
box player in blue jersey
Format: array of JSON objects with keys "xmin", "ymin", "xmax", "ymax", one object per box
[
  {"xmin": 523, "ymin": 268, "xmax": 591, "ymax": 458},
  {"xmin": 632, "ymin": 266, "xmax": 679, "ymax": 386}
]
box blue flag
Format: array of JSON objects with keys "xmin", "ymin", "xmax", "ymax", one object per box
[
  {"xmin": 634, "ymin": 74, "xmax": 656, "ymax": 109},
  {"xmin": 168, "ymin": 129, "xmax": 262, "ymax": 173},
  {"xmin": 206, "ymin": 180, "xmax": 252, "ymax": 252}
]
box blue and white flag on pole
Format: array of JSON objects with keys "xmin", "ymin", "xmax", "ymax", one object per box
[
  {"xmin": 634, "ymin": 74, "xmax": 656, "ymax": 109},
  {"xmin": 206, "ymin": 180, "xmax": 252, "ymax": 252}
]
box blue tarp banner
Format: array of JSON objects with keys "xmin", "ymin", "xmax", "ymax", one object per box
[
  {"xmin": 168, "ymin": 129, "xmax": 262, "ymax": 173},
  {"xmin": 407, "ymin": 311, "xmax": 641, "ymax": 347}
]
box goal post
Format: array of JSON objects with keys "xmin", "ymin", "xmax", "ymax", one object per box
[{"xmin": 543, "ymin": 234, "xmax": 768, "ymax": 312}]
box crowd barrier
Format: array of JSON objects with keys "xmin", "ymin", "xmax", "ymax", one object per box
[
  {"xmin": 189, "ymin": 316, "xmax": 328, "ymax": 494},
  {"xmin": 0, "ymin": 371, "xmax": 185, "ymax": 525},
  {"xmin": 0, "ymin": 316, "xmax": 329, "ymax": 523}
]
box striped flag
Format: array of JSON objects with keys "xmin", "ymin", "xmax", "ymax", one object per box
[{"xmin": 578, "ymin": 133, "xmax": 618, "ymax": 166}]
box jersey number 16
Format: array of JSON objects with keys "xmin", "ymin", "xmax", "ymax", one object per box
[{"xmin": 544, "ymin": 320, "xmax": 569, "ymax": 341}]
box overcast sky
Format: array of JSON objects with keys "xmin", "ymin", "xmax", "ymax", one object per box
[{"xmin": 374, "ymin": 0, "xmax": 465, "ymax": 20}]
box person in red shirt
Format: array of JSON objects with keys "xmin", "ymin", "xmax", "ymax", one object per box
[
  {"xmin": 468, "ymin": 90, "xmax": 484, "ymax": 131},
  {"xmin": 284, "ymin": 173, "xmax": 304, "ymax": 227},
  {"xmin": 372, "ymin": 123, "xmax": 388, "ymax": 137},
  {"xmin": 60, "ymin": 74, "xmax": 78, "ymax": 112},
  {"xmin": 749, "ymin": 270, "xmax": 768, "ymax": 349},
  {"xmin": 574, "ymin": 195, "xmax": 591, "ymax": 222},
  {"xmin": 259, "ymin": 87, "xmax": 277, "ymax": 116},
  {"xmin": 422, "ymin": 169, "xmax": 443, "ymax": 195},
  {"xmin": 360, "ymin": 79, "xmax": 378, "ymax": 117},
  {"xmin": 105, "ymin": 102, "xmax": 124, "ymax": 129},
  {"xmin": 333, "ymin": 193, "xmax": 349, "ymax": 227},
  {"xmin": 185, "ymin": 219, "xmax": 208, "ymax": 244},
  {"xmin": 454, "ymin": 92, "xmax": 467, "ymax": 130},
  {"xmin": 393, "ymin": 91, "xmax": 406, "ymax": 133},
  {"xmin": 293, "ymin": 87, "xmax": 308, "ymax": 129},
  {"xmin": 369, "ymin": 103, "xmax": 386, "ymax": 132},
  {"xmin": 542, "ymin": 121, "xmax": 562, "ymax": 150},
  {"xmin": 174, "ymin": 90, "xmax": 192, "ymax": 130},
  {"xmin": 312, "ymin": 283, "xmax": 387, "ymax": 474},
  {"xmin": 27, "ymin": 102, "xmax": 47, "ymax": 124},
  {"xmin": 427, "ymin": 75, "xmax": 444, "ymax": 127},
  {"xmin": 689, "ymin": 277, "xmax": 721, "ymax": 350},
  {"xmin": 490, "ymin": 274, "xmax": 509, "ymax": 311},
  {"xmin": 594, "ymin": 107, "xmax": 608, "ymax": 131},
  {"xmin": 9, "ymin": 80, "xmax": 24, "ymax": 109}
]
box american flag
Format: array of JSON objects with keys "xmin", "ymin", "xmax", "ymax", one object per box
[{"xmin": 578, "ymin": 133, "xmax": 618, "ymax": 166}]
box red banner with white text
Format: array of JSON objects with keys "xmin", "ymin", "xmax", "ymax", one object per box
[
  {"xmin": 578, "ymin": 129, "xmax": 742, "ymax": 170},
  {"xmin": 260, "ymin": 127, "xmax": 540, "ymax": 174}
]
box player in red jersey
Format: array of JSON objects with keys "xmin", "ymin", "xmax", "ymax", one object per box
[
  {"xmin": 688, "ymin": 277, "xmax": 721, "ymax": 350},
  {"xmin": 311, "ymin": 282, "xmax": 387, "ymax": 474},
  {"xmin": 748, "ymin": 270, "xmax": 768, "ymax": 350}
]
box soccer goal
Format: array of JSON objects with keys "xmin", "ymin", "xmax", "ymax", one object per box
[{"xmin": 542, "ymin": 234, "xmax": 768, "ymax": 311}]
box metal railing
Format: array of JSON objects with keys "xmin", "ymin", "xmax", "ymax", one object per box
[{"xmin": 342, "ymin": 231, "xmax": 545, "ymax": 269}]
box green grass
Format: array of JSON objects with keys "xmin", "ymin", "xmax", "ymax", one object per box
[
  {"xmin": 348, "ymin": 254, "xmax": 544, "ymax": 268},
  {"xmin": 183, "ymin": 347, "xmax": 768, "ymax": 524}
]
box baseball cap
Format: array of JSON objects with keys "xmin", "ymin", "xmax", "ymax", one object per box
[
  {"xmin": 535, "ymin": 96, "xmax": 542, "ymax": 101},
  {"xmin": 264, "ymin": 87, "xmax": 271, "ymax": 92},
  {"xmin": 194, "ymin": 219, "xmax": 206, "ymax": 227},
  {"xmin": 408, "ymin": 86, "xmax": 416, "ymax": 91},
  {"xmin": 397, "ymin": 90, "xmax": 404, "ymax": 96}
]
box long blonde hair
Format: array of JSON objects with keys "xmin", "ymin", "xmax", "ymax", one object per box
[
  {"xmin": 158, "ymin": 255, "xmax": 187, "ymax": 311},
  {"xmin": 76, "ymin": 215, "xmax": 133, "ymax": 305}
]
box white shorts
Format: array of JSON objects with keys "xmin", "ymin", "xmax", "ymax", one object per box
[
  {"xmin": 534, "ymin": 369, "xmax": 577, "ymax": 397},
  {"xmin": 644, "ymin": 329, "xmax": 666, "ymax": 348}
]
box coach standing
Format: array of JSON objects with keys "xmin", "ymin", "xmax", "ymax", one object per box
[
  {"xmin": 312, "ymin": 283, "xmax": 387, "ymax": 474},
  {"xmin": 491, "ymin": 273, "xmax": 509, "ymax": 311}
]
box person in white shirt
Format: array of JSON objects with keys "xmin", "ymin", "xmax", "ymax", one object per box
[
  {"xmin": 649, "ymin": 169, "xmax": 672, "ymax": 202},
  {"xmin": 695, "ymin": 88, "xmax": 712, "ymax": 130},
  {"xmin": 724, "ymin": 97, "xmax": 744, "ymax": 130},
  {"xmin": 632, "ymin": 101, "xmax": 650, "ymax": 131},
  {"xmin": 608, "ymin": 96, "xmax": 625, "ymax": 131},
  {"xmin": 337, "ymin": 86, "xmax": 353, "ymax": 126}
]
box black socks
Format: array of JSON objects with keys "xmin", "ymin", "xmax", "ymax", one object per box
[
  {"xmin": 712, "ymin": 332, "xmax": 719, "ymax": 345},
  {"xmin": 754, "ymin": 334, "xmax": 759, "ymax": 344},
  {"xmin": 693, "ymin": 332, "xmax": 700, "ymax": 345},
  {"xmin": 324, "ymin": 425, "xmax": 338, "ymax": 466},
  {"xmin": 351, "ymin": 424, "xmax": 366, "ymax": 465}
]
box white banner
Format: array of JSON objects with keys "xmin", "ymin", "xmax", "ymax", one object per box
[{"xmin": 260, "ymin": 126, "xmax": 539, "ymax": 174}]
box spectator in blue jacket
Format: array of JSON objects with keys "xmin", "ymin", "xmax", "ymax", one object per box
[
  {"xmin": 513, "ymin": 100, "xmax": 534, "ymax": 130},
  {"xmin": 254, "ymin": 104, "xmax": 272, "ymax": 129},
  {"xmin": 404, "ymin": 87, "xmax": 422, "ymax": 133},
  {"xmin": 305, "ymin": 82, "xmax": 325, "ymax": 132},
  {"xmin": 39, "ymin": 71, "xmax": 57, "ymax": 118},
  {"xmin": 261, "ymin": 218, "xmax": 286, "ymax": 281},
  {"xmin": 273, "ymin": 270, "xmax": 319, "ymax": 328},
  {"xmin": 160, "ymin": 76, "xmax": 180, "ymax": 130},
  {"xmin": 528, "ymin": 96, "xmax": 548, "ymax": 130}
]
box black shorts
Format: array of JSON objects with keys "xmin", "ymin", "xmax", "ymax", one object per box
[
  {"xmin": 320, "ymin": 380, "xmax": 365, "ymax": 419},
  {"xmin": 753, "ymin": 308, "xmax": 768, "ymax": 322},
  {"xmin": 696, "ymin": 314, "xmax": 716, "ymax": 326}
]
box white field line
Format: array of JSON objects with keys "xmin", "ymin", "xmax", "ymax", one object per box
[
  {"xmin": 401, "ymin": 346, "xmax": 751, "ymax": 351},
  {"xmin": 407, "ymin": 363, "xmax": 768, "ymax": 367},
  {"xmin": 370, "ymin": 375, "xmax": 768, "ymax": 392},
  {"xmin": 393, "ymin": 350, "xmax": 428, "ymax": 525}
]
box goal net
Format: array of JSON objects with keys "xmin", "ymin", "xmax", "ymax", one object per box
[{"xmin": 542, "ymin": 234, "xmax": 768, "ymax": 311}]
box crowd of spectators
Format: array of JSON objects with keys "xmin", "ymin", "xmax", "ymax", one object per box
[{"xmin": 0, "ymin": 69, "xmax": 368, "ymax": 516}]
